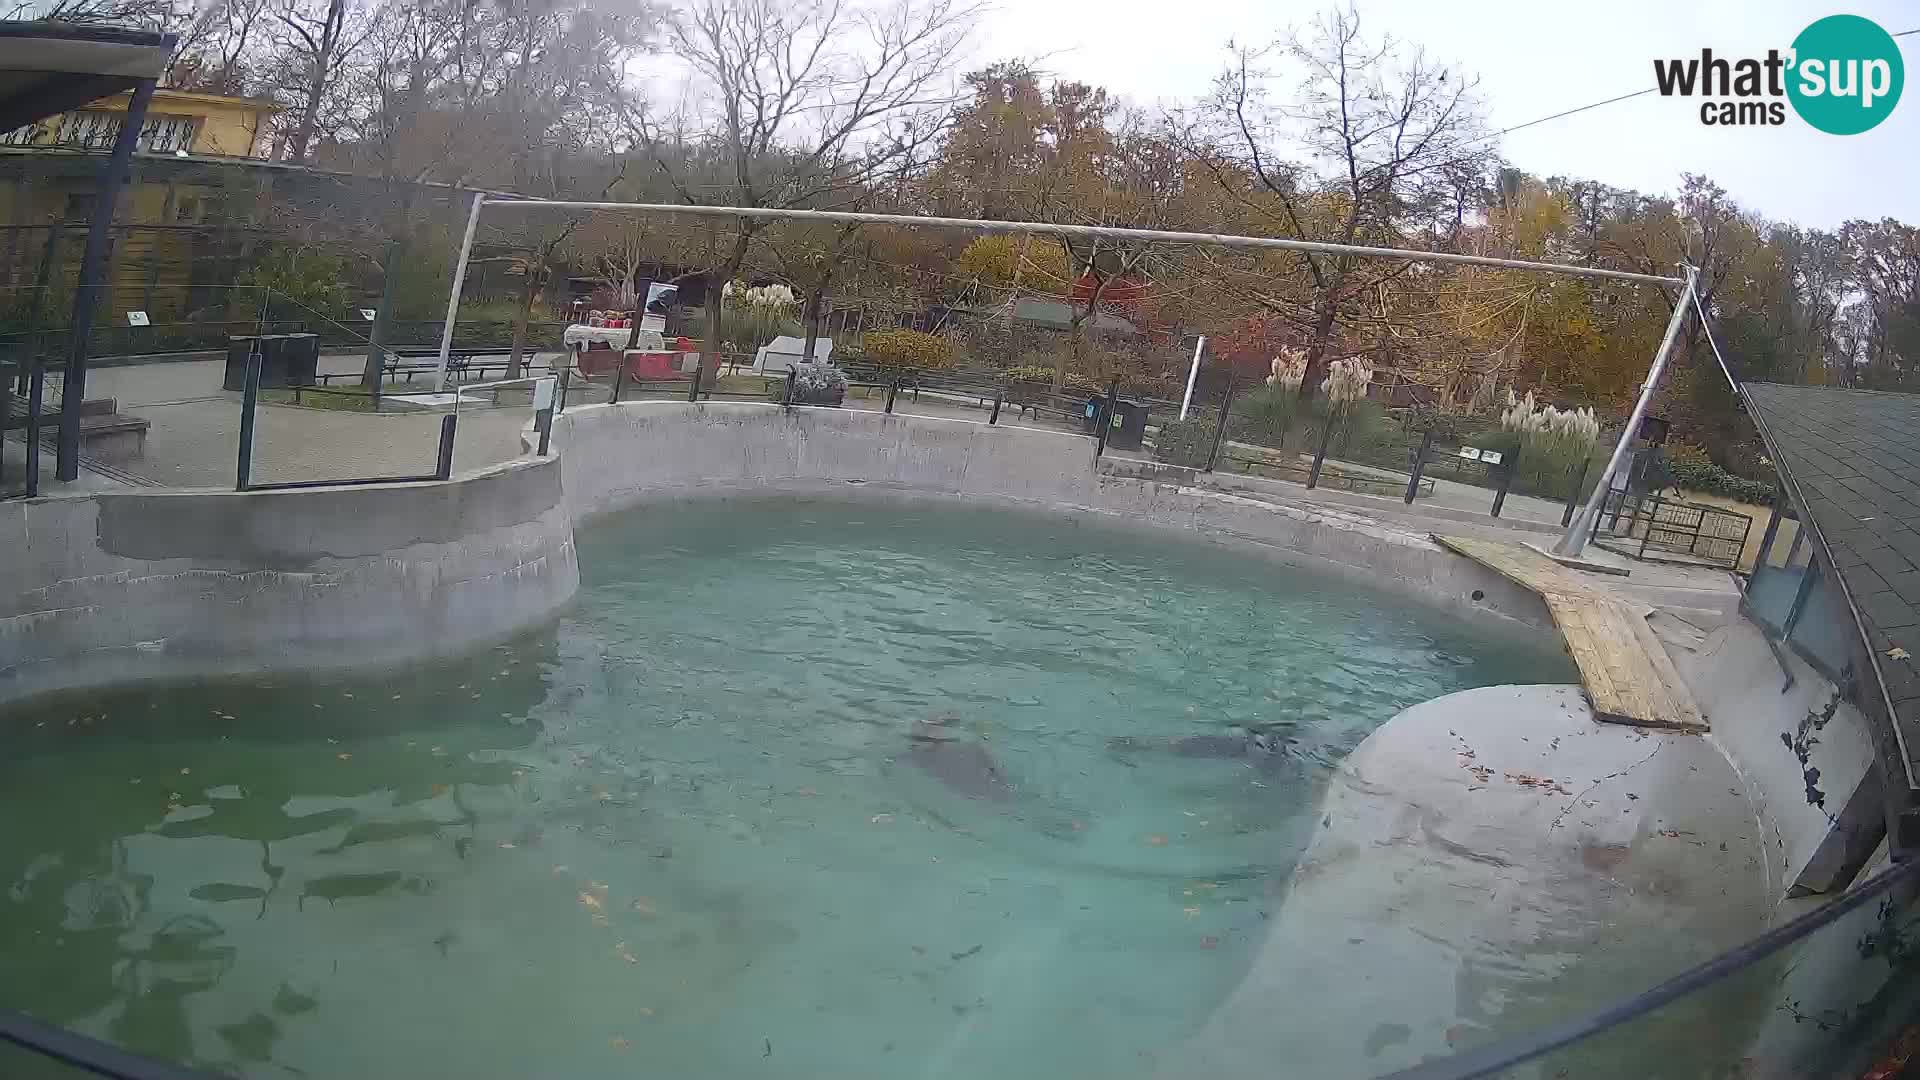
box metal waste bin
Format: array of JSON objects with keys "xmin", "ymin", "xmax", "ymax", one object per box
[
  {"xmin": 1107, "ymin": 399, "xmax": 1148, "ymax": 451},
  {"xmin": 224, "ymin": 333, "xmax": 320, "ymax": 390},
  {"xmin": 1081, "ymin": 396, "xmax": 1102, "ymax": 435}
]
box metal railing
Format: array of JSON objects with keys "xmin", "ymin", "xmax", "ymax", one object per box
[{"xmin": 1599, "ymin": 489, "xmax": 1754, "ymax": 568}]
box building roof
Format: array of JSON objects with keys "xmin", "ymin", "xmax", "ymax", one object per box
[
  {"xmin": 0, "ymin": 21, "xmax": 175, "ymax": 133},
  {"xmin": 1742, "ymin": 382, "xmax": 1920, "ymax": 792}
]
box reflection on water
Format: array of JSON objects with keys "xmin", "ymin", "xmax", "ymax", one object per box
[{"xmin": 0, "ymin": 498, "xmax": 1572, "ymax": 1078}]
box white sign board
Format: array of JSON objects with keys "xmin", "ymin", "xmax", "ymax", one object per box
[
  {"xmin": 1480, "ymin": 450, "xmax": 1503, "ymax": 465},
  {"xmin": 360, "ymin": 308, "xmax": 378, "ymax": 322},
  {"xmin": 531, "ymin": 377, "xmax": 556, "ymax": 411},
  {"xmin": 1456, "ymin": 447, "xmax": 1481, "ymax": 461},
  {"xmin": 125, "ymin": 310, "xmax": 149, "ymax": 327}
]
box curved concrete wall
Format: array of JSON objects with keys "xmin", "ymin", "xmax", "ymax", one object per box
[
  {"xmin": 0, "ymin": 456, "xmax": 576, "ymax": 703},
  {"xmin": 0, "ymin": 399, "xmax": 1549, "ymax": 703},
  {"xmin": 551, "ymin": 402, "xmax": 1553, "ymax": 633}
]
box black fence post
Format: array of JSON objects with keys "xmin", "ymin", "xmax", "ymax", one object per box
[
  {"xmin": 1637, "ymin": 494, "xmax": 1662, "ymax": 558},
  {"xmin": 235, "ymin": 344, "xmax": 261, "ymax": 491},
  {"xmin": 556, "ymin": 362, "xmax": 571, "ymax": 413},
  {"xmin": 784, "ymin": 367, "xmax": 797, "ymax": 411},
  {"xmin": 1095, "ymin": 376, "xmax": 1119, "ymax": 458},
  {"xmin": 1404, "ymin": 429, "xmax": 1434, "ymax": 504},
  {"xmin": 1562, "ymin": 459, "xmax": 1591, "ymax": 527},
  {"xmin": 611, "ymin": 362, "xmax": 627, "ymax": 405},
  {"xmin": 434, "ymin": 413, "xmax": 458, "ymax": 480},
  {"xmin": 1491, "ymin": 444, "xmax": 1520, "ymax": 518},
  {"xmin": 989, "ymin": 384, "xmax": 1004, "ymax": 425},
  {"xmin": 535, "ymin": 404, "xmax": 553, "ymax": 456},
  {"xmin": 1307, "ymin": 406, "xmax": 1339, "ymax": 489},
  {"xmin": 884, "ymin": 378, "xmax": 899, "ymax": 414},
  {"xmin": 1203, "ymin": 376, "xmax": 1235, "ymax": 473},
  {"xmin": 23, "ymin": 362, "xmax": 43, "ymax": 497}
]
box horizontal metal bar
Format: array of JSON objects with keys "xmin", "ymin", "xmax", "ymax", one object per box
[
  {"xmin": 1377, "ymin": 855, "xmax": 1920, "ymax": 1080},
  {"xmin": 241, "ymin": 473, "xmax": 443, "ymax": 491},
  {"xmin": 1, "ymin": 1008, "xmax": 219, "ymax": 1080},
  {"xmin": 478, "ymin": 200, "xmax": 1685, "ymax": 286}
]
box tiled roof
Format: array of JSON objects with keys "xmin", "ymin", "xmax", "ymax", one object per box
[{"xmin": 1743, "ymin": 383, "xmax": 1920, "ymax": 791}]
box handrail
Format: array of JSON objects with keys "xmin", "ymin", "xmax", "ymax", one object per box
[{"xmin": 1375, "ymin": 854, "xmax": 1920, "ymax": 1080}]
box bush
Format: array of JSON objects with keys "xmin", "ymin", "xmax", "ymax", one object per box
[
  {"xmin": 1002, "ymin": 365, "xmax": 1099, "ymax": 394},
  {"xmin": 863, "ymin": 327, "xmax": 953, "ymax": 371},
  {"xmin": 1153, "ymin": 416, "xmax": 1217, "ymax": 468},
  {"xmin": 790, "ymin": 362, "xmax": 849, "ymax": 405},
  {"xmin": 1667, "ymin": 458, "xmax": 1775, "ymax": 506}
]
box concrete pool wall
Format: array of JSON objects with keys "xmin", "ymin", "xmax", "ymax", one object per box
[
  {"xmin": 0, "ymin": 401, "xmax": 1542, "ymax": 704},
  {"xmin": 0, "ymin": 455, "xmax": 577, "ymax": 703}
]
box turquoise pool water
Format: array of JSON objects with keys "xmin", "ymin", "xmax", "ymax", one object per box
[{"xmin": 0, "ymin": 498, "xmax": 1573, "ymax": 1078}]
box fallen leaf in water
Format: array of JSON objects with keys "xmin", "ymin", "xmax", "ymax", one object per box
[
  {"xmin": 1196, "ymin": 882, "xmax": 1218, "ymax": 891},
  {"xmin": 638, "ymin": 1007, "xmax": 654, "ymax": 1017},
  {"xmin": 870, "ymin": 814, "xmax": 894, "ymax": 825},
  {"xmin": 579, "ymin": 892, "xmax": 604, "ymax": 911},
  {"xmin": 1889, "ymin": 647, "xmax": 1912, "ymax": 661},
  {"xmin": 497, "ymin": 841, "xmax": 516, "ymax": 849},
  {"xmin": 797, "ymin": 787, "xmax": 818, "ymax": 797},
  {"xmin": 1146, "ymin": 834, "xmax": 1169, "ymax": 847},
  {"xmin": 430, "ymin": 783, "xmax": 449, "ymax": 797},
  {"xmin": 1200, "ymin": 936, "xmax": 1219, "ymax": 949},
  {"xmin": 591, "ymin": 913, "xmax": 610, "ymax": 927},
  {"xmin": 631, "ymin": 897, "xmax": 656, "ymax": 916},
  {"xmin": 1182, "ymin": 906, "xmax": 1200, "ymax": 917},
  {"xmin": 179, "ymin": 768, "xmax": 191, "ymax": 775},
  {"xmin": 336, "ymin": 753, "xmax": 352, "ymax": 761},
  {"xmin": 1070, "ymin": 820, "xmax": 1086, "ymax": 832},
  {"xmin": 615, "ymin": 942, "xmax": 639, "ymax": 964},
  {"xmin": 611, "ymin": 1037, "xmax": 630, "ymax": 1051},
  {"xmin": 553, "ymin": 865, "xmax": 569, "ymax": 875}
]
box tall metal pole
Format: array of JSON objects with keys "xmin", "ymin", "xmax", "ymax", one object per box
[
  {"xmin": 1554, "ymin": 265, "xmax": 1698, "ymax": 557},
  {"xmin": 1179, "ymin": 335, "xmax": 1206, "ymax": 421},
  {"xmin": 433, "ymin": 191, "xmax": 485, "ymax": 391},
  {"xmin": 57, "ymin": 77, "xmax": 156, "ymax": 481}
]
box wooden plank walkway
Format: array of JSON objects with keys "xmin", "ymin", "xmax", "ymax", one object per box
[{"xmin": 1433, "ymin": 534, "xmax": 1706, "ymax": 731}]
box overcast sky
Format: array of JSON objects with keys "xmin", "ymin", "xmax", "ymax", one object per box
[{"xmin": 973, "ymin": 0, "xmax": 1919, "ymax": 230}]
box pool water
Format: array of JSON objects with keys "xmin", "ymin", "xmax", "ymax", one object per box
[{"xmin": 0, "ymin": 499, "xmax": 1573, "ymax": 1079}]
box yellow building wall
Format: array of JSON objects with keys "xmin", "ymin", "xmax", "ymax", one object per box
[{"xmin": 86, "ymin": 89, "xmax": 276, "ymax": 158}]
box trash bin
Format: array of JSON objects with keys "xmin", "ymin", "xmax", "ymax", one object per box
[
  {"xmin": 1081, "ymin": 396, "xmax": 1103, "ymax": 435},
  {"xmin": 224, "ymin": 334, "xmax": 320, "ymax": 390},
  {"xmin": 1108, "ymin": 399, "xmax": 1148, "ymax": 451}
]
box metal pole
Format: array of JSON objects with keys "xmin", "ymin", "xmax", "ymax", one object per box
[
  {"xmin": 479, "ymin": 199, "xmax": 1685, "ymax": 287},
  {"xmin": 989, "ymin": 384, "xmax": 1003, "ymax": 425},
  {"xmin": 235, "ymin": 344, "xmax": 260, "ymax": 490},
  {"xmin": 433, "ymin": 413, "xmax": 457, "ymax": 480},
  {"xmin": 57, "ymin": 77, "xmax": 156, "ymax": 482},
  {"xmin": 1095, "ymin": 376, "xmax": 1119, "ymax": 459},
  {"xmin": 1179, "ymin": 335, "xmax": 1206, "ymax": 421},
  {"xmin": 433, "ymin": 191, "xmax": 485, "ymax": 391},
  {"xmin": 23, "ymin": 362, "xmax": 43, "ymax": 497},
  {"xmin": 884, "ymin": 378, "xmax": 898, "ymax": 414},
  {"xmin": 1307, "ymin": 409, "xmax": 1338, "ymax": 489},
  {"xmin": 1554, "ymin": 265, "xmax": 1697, "ymax": 556},
  {"xmin": 1562, "ymin": 459, "xmax": 1590, "ymax": 528},
  {"xmin": 1491, "ymin": 444, "xmax": 1520, "ymax": 518},
  {"xmin": 611, "ymin": 360, "xmax": 627, "ymax": 405},
  {"xmin": 1405, "ymin": 429, "xmax": 1434, "ymax": 505},
  {"xmin": 784, "ymin": 367, "xmax": 796, "ymax": 410},
  {"xmin": 1203, "ymin": 376, "xmax": 1235, "ymax": 472}
]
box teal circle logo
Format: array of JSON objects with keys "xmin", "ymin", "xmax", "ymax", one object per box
[{"xmin": 1787, "ymin": 15, "xmax": 1904, "ymax": 134}]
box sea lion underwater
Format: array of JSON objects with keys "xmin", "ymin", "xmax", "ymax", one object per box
[
  {"xmin": 1109, "ymin": 727, "xmax": 1287, "ymax": 769},
  {"xmin": 903, "ymin": 714, "xmax": 1015, "ymax": 802}
]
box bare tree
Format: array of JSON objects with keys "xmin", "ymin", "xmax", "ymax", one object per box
[
  {"xmin": 1192, "ymin": 4, "xmax": 1491, "ymax": 396},
  {"xmin": 263, "ymin": 0, "xmax": 376, "ymax": 162},
  {"xmin": 629, "ymin": 0, "xmax": 978, "ymax": 388}
]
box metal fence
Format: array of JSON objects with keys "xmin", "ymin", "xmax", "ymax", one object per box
[{"xmin": 1597, "ymin": 489, "xmax": 1754, "ymax": 569}]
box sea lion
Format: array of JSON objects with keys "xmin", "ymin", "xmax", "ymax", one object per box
[
  {"xmin": 906, "ymin": 715, "xmax": 1014, "ymax": 801},
  {"xmin": 1110, "ymin": 728, "xmax": 1284, "ymax": 765}
]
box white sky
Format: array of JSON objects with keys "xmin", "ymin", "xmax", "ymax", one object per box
[{"xmin": 974, "ymin": 0, "xmax": 1920, "ymax": 230}]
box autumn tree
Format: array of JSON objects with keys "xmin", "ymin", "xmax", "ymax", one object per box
[
  {"xmin": 1191, "ymin": 4, "xmax": 1493, "ymax": 397},
  {"xmin": 630, "ymin": 0, "xmax": 978, "ymax": 388}
]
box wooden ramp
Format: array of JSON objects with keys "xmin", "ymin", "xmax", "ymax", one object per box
[{"xmin": 1433, "ymin": 535, "xmax": 1706, "ymax": 731}]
